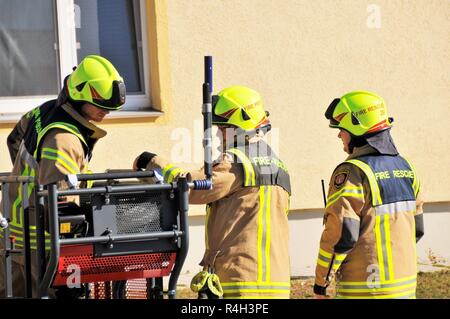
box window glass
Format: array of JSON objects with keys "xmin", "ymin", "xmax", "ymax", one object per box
[
  {"xmin": 0, "ymin": 0, "xmax": 58, "ymax": 97},
  {"xmin": 75, "ymin": 0, "xmax": 144, "ymax": 94}
]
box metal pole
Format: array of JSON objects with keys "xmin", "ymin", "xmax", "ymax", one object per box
[
  {"xmin": 21, "ymin": 182, "xmax": 32, "ymax": 298},
  {"xmin": 39, "ymin": 183, "xmax": 174, "ymax": 197},
  {"xmin": 39, "ymin": 184, "xmax": 60, "ymax": 298},
  {"xmin": 167, "ymin": 177, "xmax": 190, "ymax": 299},
  {"xmin": 67, "ymin": 170, "xmax": 155, "ymax": 182},
  {"xmin": 1, "ymin": 183, "xmax": 13, "ymax": 298},
  {"xmin": 203, "ymin": 56, "xmax": 213, "ymax": 180},
  {"xmin": 60, "ymin": 230, "xmax": 184, "ymax": 245},
  {"xmin": 34, "ymin": 185, "xmax": 46, "ymax": 284}
]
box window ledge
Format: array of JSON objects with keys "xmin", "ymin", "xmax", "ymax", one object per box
[
  {"xmin": 0, "ymin": 109, "xmax": 164, "ymax": 124},
  {"xmin": 105, "ymin": 109, "xmax": 164, "ymax": 119},
  {"xmin": 0, "ymin": 113, "xmax": 24, "ymax": 124}
]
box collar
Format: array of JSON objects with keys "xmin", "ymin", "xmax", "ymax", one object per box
[
  {"xmin": 61, "ymin": 103, "xmax": 107, "ymax": 139},
  {"xmin": 346, "ymin": 144, "xmax": 379, "ymax": 160},
  {"xmin": 223, "ymin": 133, "xmax": 265, "ymax": 150}
]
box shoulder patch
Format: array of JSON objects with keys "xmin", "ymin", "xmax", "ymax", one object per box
[{"xmin": 333, "ymin": 171, "xmax": 349, "ymax": 188}]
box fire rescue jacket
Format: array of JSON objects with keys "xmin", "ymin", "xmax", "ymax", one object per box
[
  {"xmin": 315, "ymin": 145, "xmax": 424, "ymax": 299},
  {"xmin": 2, "ymin": 101, "xmax": 106, "ymax": 251},
  {"xmin": 146, "ymin": 139, "xmax": 292, "ymax": 299}
]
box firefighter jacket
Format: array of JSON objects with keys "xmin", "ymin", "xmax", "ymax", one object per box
[
  {"xmin": 314, "ymin": 144, "xmax": 424, "ymax": 299},
  {"xmin": 2, "ymin": 100, "xmax": 106, "ymax": 251},
  {"xmin": 145, "ymin": 139, "xmax": 292, "ymax": 299}
]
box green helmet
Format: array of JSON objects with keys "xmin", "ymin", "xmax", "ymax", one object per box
[
  {"xmin": 212, "ymin": 86, "xmax": 271, "ymax": 133},
  {"xmin": 325, "ymin": 91, "xmax": 393, "ymax": 136},
  {"xmin": 67, "ymin": 55, "xmax": 126, "ymax": 110}
]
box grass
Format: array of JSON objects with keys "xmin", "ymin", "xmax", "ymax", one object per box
[
  {"xmin": 176, "ymin": 270, "xmax": 450, "ymax": 299},
  {"xmin": 416, "ymin": 270, "xmax": 450, "ymax": 299}
]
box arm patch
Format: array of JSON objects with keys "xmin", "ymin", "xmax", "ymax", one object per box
[{"xmin": 333, "ymin": 171, "xmax": 349, "ymax": 188}]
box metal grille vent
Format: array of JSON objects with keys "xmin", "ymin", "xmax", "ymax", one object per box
[{"xmin": 114, "ymin": 193, "xmax": 163, "ymax": 234}]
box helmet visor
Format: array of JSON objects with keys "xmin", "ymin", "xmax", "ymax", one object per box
[
  {"xmin": 211, "ymin": 94, "xmax": 229, "ymax": 125},
  {"xmin": 325, "ymin": 98, "xmax": 341, "ymax": 126},
  {"xmin": 93, "ymin": 80, "xmax": 126, "ymax": 110}
]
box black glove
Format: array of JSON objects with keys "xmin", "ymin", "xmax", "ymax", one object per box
[
  {"xmin": 313, "ymin": 284, "xmax": 327, "ymax": 296},
  {"xmin": 136, "ymin": 151, "xmax": 157, "ymax": 169}
]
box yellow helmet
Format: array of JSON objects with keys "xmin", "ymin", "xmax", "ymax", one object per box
[
  {"xmin": 325, "ymin": 91, "xmax": 393, "ymax": 136},
  {"xmin": 67, "ymin": 55, "xmax": 126, "ymax": 110},
  {"xmin": 212, "ymin": 86, "xmax": 271, "ymax": 133}
]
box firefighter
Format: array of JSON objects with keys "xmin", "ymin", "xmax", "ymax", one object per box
[
  {"xmin": 0, "ymin": 55, "xmax": 126, "ymax": 298},
  {"xmin": 133, "ymin": 86, "xmax": 292, "ymax": 299},
  {"xmin": 314, "ymin": 91, "xmax": 424, "ymax": 299}
]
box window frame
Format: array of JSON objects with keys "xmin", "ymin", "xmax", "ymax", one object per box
[{"xmin": 0, "ymin": 0, "xmax": 152, "ymax": 118}]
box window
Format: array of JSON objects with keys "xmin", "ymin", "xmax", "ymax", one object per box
[{"xmin": 0, "ymin": 0, "xmax": 151, "ymax": 119}]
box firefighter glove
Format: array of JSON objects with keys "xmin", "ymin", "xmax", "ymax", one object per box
[{"xmin": 136, "ymin": 151, "xmax": 157, "ymax": 169}]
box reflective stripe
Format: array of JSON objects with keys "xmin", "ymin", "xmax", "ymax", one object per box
[
  {"xmin": 375, "ymin": 215, "xmax": 385, "ymax": 281},
  {"xmin": 162, "ymin": 164, "xmax": 174, "ymax": 179},
  {"xmin": 317, "ymin": 254, "xmax": 331, "ymax": 265},
  {"xmin": 11, "ymin": 193, "xmax": 21, "ymax": 226},
  {"xmin": 375, "ymin": 215, "xmax": 392, "ymax": 281},
  {"xmin": 221, "ymin": 281, "xmax": 290, "ymax": 298},
  {"xmin": 338, "ymin": 277, "xmax": 417, "ymax": 291},
  {"xmin": 41, "ymin": 148, "xmax": 80, "ymax": 174},
  {"xmin": 339, "ymin": 275, "xmax": 417, "ymax": 286},
  {"xmin": 9, "ymin": 223, "xmax": 51, "ymax": 238},
  {"xmin": 326, "ymin": 186, "xmax": 364, "ymax": 208},
  {"xmin": 11, "ymin": 164, "xmax": 30, "ymax": 225},
  {"xmin": 337, "ymin": 283, "xmax": 416, "ymax": 293},
  {"xmin": 162, "ymin": 164, "xmax": 184, "ymax": 183},
  {"xmin": 317, "ymin": 258, "xmax": 330, "ymax": 268},
  {"xmin": 19, "ymin": 143, "xmax": 38, "ymax": 169},
  {"xmin": 337, "ymin": 289, "xmax": 416, "ymax": 299},
  {"xmin": 384, "ymin": 214, "xmax": 395, "ymax": 280},
  {"xmin": 317, "ymin": 248, "xmax": 332, "ymax": 268},
  {"xmin": 345, "ymin": 159, "xmax": 382, "ymax": 206},
  {"xmin": 35, "ymin": 122, "xmax": 87, "ymax": 158},
  {"xmin": 223, "ymin": 289, "xmax": 290, "ymax": 294},
  {"xmin": 332, "ymin": 253, "xmax": 347, "ymax": 270},
  {"xmin": 257, "ymin": 186, "xmax": 271, "ymax": 282},
  {"xmin": 26, "ymin": 165, "xmax": 36, "ymax": 198},
  {"xmin": 221, "ymin": 281, "xmax": 290, "ymax": 287},
  {"xmin": 335, "ymin": 253, "xmax": 347, "ymax": 261},
  {"xmin": 222, "ymin": 285, "xmax": 290, "ymax": 291},
  {"xmin": 319, "ymin": 248, "xmax": 332, "ymax": 258},
  {"xmin": 205, "ymin": 204, "xmax": 211, "ymax": 251},
  {"xmin": 402, "ymin": 157, "xmax": 420, "ymax": 197},
  {"xmin": 375, "ymin": 200, "xmax": 417, "ymax": 216},
  {"xmin": 167, "ymin": 168, "xmax": 183, "ymax": 183},
  {"xmin": 265, "ymin": 186, "xmax": 272, "ymax": 282},
  {"xmin": 227, "ymin": 148, "xmax": 256, "ymax": 186}
]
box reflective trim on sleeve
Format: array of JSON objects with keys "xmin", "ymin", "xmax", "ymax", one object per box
[
  {"xmin": 326, "ymin": 185, "xmax": 364, "ymax": 208},
  {"xmin": 332, "ymin": 253, "xmax": 348, "ymax": 270},
  {"xmin": 41, "ymin": 147, "xmax": 80, "ymax": 174},
  {"xmin": 345, "ymin": 159, "xmax": 383, "ymax": 206},
  {"xmin": 162, "ymin": 164, "xmax": 185, "ymax": 183}
]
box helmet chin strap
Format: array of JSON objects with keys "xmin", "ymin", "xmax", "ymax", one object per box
[{"xmin": 234, "ymin": 124, "xmax": 272, "ymax": 139}]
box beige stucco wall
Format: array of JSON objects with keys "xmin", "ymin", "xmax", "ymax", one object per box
[{"xmin": 1, "ymin": 0, "xmax": 449, "ymax": 212}]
